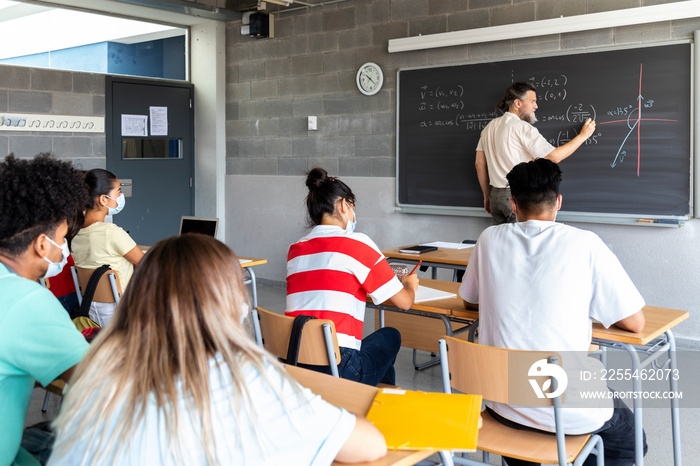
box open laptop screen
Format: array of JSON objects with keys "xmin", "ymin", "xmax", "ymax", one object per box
[{"xmin": 179, "ymin": 216, "xmax": 218, "ymax": 237}]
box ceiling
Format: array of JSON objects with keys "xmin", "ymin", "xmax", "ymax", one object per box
[
  {"xmin": 88, "ymin": 0, "xmax": 323, "ymax": 21},
  {"xmin": 106, "ymin": 0, "xmax": 250, "ymax": 20},
  {"xmin": 12, "ymin": 0, "xmax": 329, "ymax": 24}
]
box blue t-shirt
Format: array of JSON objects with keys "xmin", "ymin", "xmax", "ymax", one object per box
[{"xmin": 0, "ymin": 262, "xmax": 89, "ymax": 466}]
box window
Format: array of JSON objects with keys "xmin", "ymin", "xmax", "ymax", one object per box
[{"xmin": 0, "ymin": 1, "xmax": 186, "ymax": 80}]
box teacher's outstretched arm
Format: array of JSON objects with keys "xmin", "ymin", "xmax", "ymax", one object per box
[{"xmin": 544, "ymin": 118, "xmax": 596, "ymax": 163}]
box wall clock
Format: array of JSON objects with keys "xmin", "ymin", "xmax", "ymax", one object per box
[{"xmin": 356, "ymin": 62, "xmax": 384, "ymax": 96}]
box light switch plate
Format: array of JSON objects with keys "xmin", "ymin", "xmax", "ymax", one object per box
[{"xmin": 308, "ymin": 116, "xmax": 317, "ymax": 131}]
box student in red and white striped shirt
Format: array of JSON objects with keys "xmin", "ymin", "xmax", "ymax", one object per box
[{"xmin": 286, "ymin": 168, "xmax": 419, "ymax": 386}]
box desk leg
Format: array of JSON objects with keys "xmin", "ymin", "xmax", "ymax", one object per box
[
  {"xmin": 252, "ymin": 308, "xmax": 263, "ymax": 346},
  {"xmin": 244, "ymin": 267, "xmax": 258, "ymax": 310},
  {"xmin": 667, "ymin": 331, "xmax": 682, "ymax": 466},
  {"xmin": 618, "ymin": 335, "xmax": 681, "ymax": 466},
  {"xmin": 413, "ymin": 349, "xmax": 439, "ymax": 370},
  {"xmin": 467, "ymin": 319, "xmax": 478, "ymax": 342},
  {"xmin": 412, "ymin": 314, "xmax": 456, "ymax": 371},
  {"xmin": 621, "ymin": 343, "xmax": 645, "ymax": 466}
]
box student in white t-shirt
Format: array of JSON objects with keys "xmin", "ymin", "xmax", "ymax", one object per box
[
  {"xmin": 71, "ymin": 169, "xmax": 144, "ymax": 325},
  {"xmin": 460, "ymin": 158, "xmax": 646, "ymax": 466},
  {"xmin": 50, "ymin": 234, "xmax": 386, "ymax": 465}
]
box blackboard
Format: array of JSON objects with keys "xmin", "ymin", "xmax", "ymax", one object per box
[{"xmin": 397, "ymin": 43, "xmax": 692, "ymax": 221}]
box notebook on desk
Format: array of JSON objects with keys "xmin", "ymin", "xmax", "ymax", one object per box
[
  {"xmin": 179, "ymin": 216, "xmax": 218, "ymax": 237},
  {"xmin": 398, "ymin": 245, "xmax": 438, "ymax": 254},
  {"xmin": 367, "ymin": 388, "xmax": 481, "ymax": 451}
]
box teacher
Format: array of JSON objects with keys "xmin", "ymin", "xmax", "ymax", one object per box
[{"xmin": 475, "ymin": 81, "xmax": 596, "ymax": 224}]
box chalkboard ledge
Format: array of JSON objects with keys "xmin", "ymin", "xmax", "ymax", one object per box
[
  {"xmin": 397, "ymin": 204, "xmax": 688, "ymax": 227},
  {"xmin": 397, "ymin": 205, "xmax": 490, "ymax": 218}
]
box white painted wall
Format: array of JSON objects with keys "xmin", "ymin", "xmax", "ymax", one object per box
[{"xmin": 226, "ymin": 174, "xmax": 700, "ymax": 341}]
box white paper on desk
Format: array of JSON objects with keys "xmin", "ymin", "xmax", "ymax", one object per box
[
  {"xmin": 419, "ymin": 241, "xmax": 475, "ymax": 249},
  {"xmin": 239, "ymin": 259, "xmax": 253, "ymax": 264},
  {"xmin": 414, "ymin": 285, "xmax": 457, "ymax": 303}
]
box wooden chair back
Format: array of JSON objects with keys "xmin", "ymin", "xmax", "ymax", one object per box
[
  {"xmin": 443, "ymin": 336, "xmax": 562, "ymax": 407},
  {"xmin": 441, "ymin": 336, "xmax": 598, "ymax": 465},
  {"xmin": 256, "ymin": 307, "xmax": 341, "ymax": 366},
  {"xmin": 74, "ymin": 266, "xmax": 123, "ymax": 303}
]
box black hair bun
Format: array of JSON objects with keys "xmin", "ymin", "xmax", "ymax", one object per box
[{"xmin": 305, "ymin": 167, "xmax": 329, "ymax": 190}]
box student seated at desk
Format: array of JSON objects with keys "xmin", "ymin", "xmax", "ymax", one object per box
[
  {"xmin": 49, "ymin": 234, "xmax": 386, "ymax": 465},
  {"xmin": 71, "ymin": 169, "xmax": 144, "ymax": 326},
  {"xmin": 459, "ymin": 159, "xmax": 646, "ymax": 466},
  {"xmin": 286, "ymin": 168, "xmax": 419, "ymax": 386},
  {"xmin": 0, "ymin": 154, "xmax": 89, "ymax": 466},
  {"xmin": 46, "ymin": 213, "xmax": 84, "ymax": 315}
]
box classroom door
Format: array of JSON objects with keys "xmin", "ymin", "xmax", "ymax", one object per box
[{"xmin": 106, "ymin": 76, "xmax": 194, "ymax": 246}]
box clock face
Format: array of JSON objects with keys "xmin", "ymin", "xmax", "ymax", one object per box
[{"xmin": 356, "ymin": 63, "xmax": 383, "ymax": 96}]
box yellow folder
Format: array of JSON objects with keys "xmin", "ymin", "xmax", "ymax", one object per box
[{"xmin": 366, "ymin": 388, "xmax": 482, "ymax": 451}]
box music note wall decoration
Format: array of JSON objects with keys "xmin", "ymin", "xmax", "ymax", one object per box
[{"xmin": 0, "ymin": 114, "xmax": 104, "ymax": 133}]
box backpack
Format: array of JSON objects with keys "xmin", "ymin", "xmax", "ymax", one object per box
[
  {"xmin": 71, "ymin": 265, "xmax": 112, "ymax": 335},
  {"xmin": 283, "ymin": 315, "xmax": 318, "ymax": 366}
]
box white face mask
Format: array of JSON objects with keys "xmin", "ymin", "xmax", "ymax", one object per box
[
  {"xmin": 343, "ymin": 201, "xmax": 357, "ymax": 234},
  {"xmin": 42, "ymin": 236, "xmax": 69, "ymax": 279},
  {"xmin": 105, "ymin": 193, "xmax": 125, "ymax": 216}
]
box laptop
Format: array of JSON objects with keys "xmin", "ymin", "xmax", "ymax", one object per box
[{"xmin": 179, "ymin": 216, "xmax": 219, "ymax": 237}]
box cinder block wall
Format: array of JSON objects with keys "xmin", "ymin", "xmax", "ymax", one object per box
[
  {"xmin": 0, "ymin": 65, "xmax": 106, "ymax": 168},
  {"xmin": 224, "ymin": 0, "xmax": 699, "ymax": 176}
]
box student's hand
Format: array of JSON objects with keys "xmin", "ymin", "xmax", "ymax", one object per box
[
  {"xmin": 335, "ymin": 416, "xmax": 387, "ymax": 463},
  {"xmin": 390, "ymin": 273, "xmax": 419, "ymax": 310},
  {"xmin": 401, "ymin": 272, "xmax": 419, "ymax": 293},
  {"xmin": 580, "ymin": 118, "xmax": 596, "ymax": 139}
]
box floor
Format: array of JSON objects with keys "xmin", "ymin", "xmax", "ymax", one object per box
[{"xmin": 27, "ymin": 281, "xmax": 699, "ymax": 465}]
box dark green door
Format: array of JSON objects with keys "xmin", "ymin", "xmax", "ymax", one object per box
[{"xmin": 106, "ymin": 76, "xmax": 194, "ymax": 245}]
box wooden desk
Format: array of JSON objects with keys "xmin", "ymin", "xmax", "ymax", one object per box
[
  {"xmin": 239, "ymin": 257, "xmax": 267, "ymax": 268},
  {"xmin": 370, "ymin": 279, "xmax": 478, "ymax": 369},
  {"xmin": 239, "ymin": 256, "xmax": 267, "ymax": 309},
  {"xmin": 285, "ymin": 365, "xmax": 435, "ymax": 466},
  {"xmin": 383, "ymin": 246, "xmax": 473, "ymax": 279},
  {"xmin": 591, "ymin": 305, "xmax": 688, "ymax": 466},
  {"xmin": 592, "ymin": 305, "xmax": 688, "ymax": 346}
]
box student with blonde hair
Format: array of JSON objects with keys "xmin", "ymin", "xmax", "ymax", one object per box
[{"xmin": 49, "ymin": 234, "xmax": 386, "ymax": 465}]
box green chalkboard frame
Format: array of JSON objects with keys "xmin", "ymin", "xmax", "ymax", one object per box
[{"xmin": 396, "ymin": 41, "xmax": 694, "ymax": 226}]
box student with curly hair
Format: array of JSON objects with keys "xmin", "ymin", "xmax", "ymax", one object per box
[
  {"xmin": 50, "ymin": 234, "xmax": 386, "ymax": 465},
  {"xmin": 0, "ymin": 154, "xmax": 90, "ymax": 466},
  {"xmin": 71, "ymin": 169, "xmax": 144, "ymax": 326}
]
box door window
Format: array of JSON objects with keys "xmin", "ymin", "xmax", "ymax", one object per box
[{"xmin": 122, "ymin": 138, "xmax": 183, "ymax": 159}]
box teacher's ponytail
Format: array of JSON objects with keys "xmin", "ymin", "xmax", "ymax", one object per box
[{"xmin": 495, "ymin": 99, "xmax": 509, "ymax": 113}]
